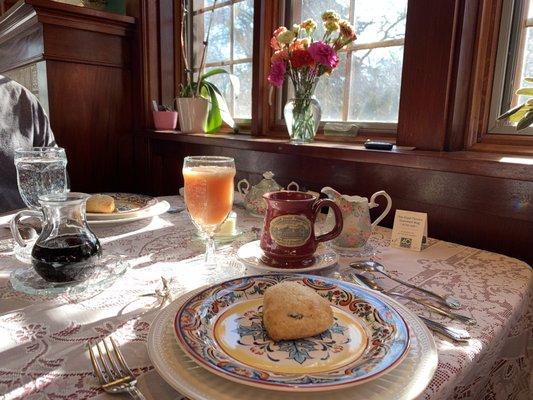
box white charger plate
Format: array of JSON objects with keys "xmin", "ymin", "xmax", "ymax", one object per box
[{"xmin": 147, "ymin": 283, "xmax": 438, "ymax": 400}]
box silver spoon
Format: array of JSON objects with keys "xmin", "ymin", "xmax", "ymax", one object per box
[
  {"xmin": 354, "ymin": 274, "xmax": 471, "ymax": 342},
  {"xmin": 350, "ymin": 260, "xmax": 462, "ymax": 309},
  {"xmin": 354, "ymin": 273, "xmax": 476, "ymax": 325}
]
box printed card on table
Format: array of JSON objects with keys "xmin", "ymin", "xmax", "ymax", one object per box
[{"xmin": 390, "ymin": 210, "xmax": 428, "ymax": 251}]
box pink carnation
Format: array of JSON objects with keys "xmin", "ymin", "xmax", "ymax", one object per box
[
  {"xmin": 268, "ymin": 60, "xmax": 286, "ymax": 87},
  {"xmin": 308, "ymin": 41, "xmax": 339, "ymax": 69}
]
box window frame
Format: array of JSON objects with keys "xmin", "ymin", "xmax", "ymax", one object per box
[
  {"xmin": 487, "ymin": 0, "xmax": 533, "ymax": 136},
  {"xmin": 168, "ymin": 0, "xmax": 533, "ymax": 154},
  {"xmin": 466, "ymin": 0, "xmax": 533, "ymax": 153},
  {"xmin": 281, "ymin": 0, "xmax": 407, "ymax": 128},
  {"xmin": 188, "ymin": 0, "xmax": 253, "ymax": 125}
]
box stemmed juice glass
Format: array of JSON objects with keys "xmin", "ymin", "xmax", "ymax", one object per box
[{"xmin": 182, "ymin": 156, "xmax": 236, "ymax": 266}]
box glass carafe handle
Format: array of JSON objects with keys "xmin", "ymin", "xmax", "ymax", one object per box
[{"xmin": 10, "ymin": 210, "xmax": 43, "ymax": 247}]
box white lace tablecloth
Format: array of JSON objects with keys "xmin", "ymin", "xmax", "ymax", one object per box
[{"xmin": 0, "ymin": 196, "xmax": 531, "ymax": 400}]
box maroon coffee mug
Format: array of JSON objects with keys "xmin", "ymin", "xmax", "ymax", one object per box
[{"xmin": 260, "ymin": 191, "xmax": 343, "ymax": 268}]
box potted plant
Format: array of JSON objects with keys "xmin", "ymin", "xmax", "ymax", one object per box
[
  {"xmin": 176, "ymin": 0, "xmax": 238, "ymax": 134},
  {"xmin": 498, "ymin": 77, "xmax": 533, "ymax": 130},
  {"xmin": 267, "ymin": 11, "xmax": 357, "ymax": 143},
  {"xmin": 152, "ymin": 102, "xmax": 178, "ymax": 131}
]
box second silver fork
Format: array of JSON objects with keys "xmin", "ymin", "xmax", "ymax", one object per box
[{"xmin": 88, "ymin": 337, "xmax": 146, "ymax": 400}]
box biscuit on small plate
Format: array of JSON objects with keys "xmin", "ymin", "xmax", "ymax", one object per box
[{"xmin": 86, "ymin": 194, "xmax": 116, "ymax": 213}]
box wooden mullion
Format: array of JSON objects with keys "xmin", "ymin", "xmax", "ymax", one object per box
[
  {"xmin": 397, "ymin": 0, "xmax": 480, "ymax": 151},
  {"xmin": 251, "ymin": 0, "xmax": 278, "ymax": 135},
  {"xmin": 464, "ymin": 0, "xmax": 503, "ymax": 147}
]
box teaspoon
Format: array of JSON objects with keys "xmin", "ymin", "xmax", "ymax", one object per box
[
  {"xmin": 354, "ymin": 274, "xmax": 471, "ymax": 342},
  {"xmin": 350, "ymin": 260, "xmax": 462, "ymax": 309},
  {"xmin": 353, "ymin": 273, "xmax": 476, "ymax": 325}
]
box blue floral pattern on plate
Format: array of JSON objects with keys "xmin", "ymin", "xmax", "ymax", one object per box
[{"xmin": 174, "ymin": 274, "xmax": 410, "ymax": 392}]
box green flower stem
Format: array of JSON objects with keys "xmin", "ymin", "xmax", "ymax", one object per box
[{"xmin": 288, "ymin": 72, "xmax": 319, "ymax": 142}]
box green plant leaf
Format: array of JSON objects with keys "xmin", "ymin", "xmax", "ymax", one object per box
[
  {"xmin": 204, "ymin": 81, "xmax": 238, "ymax": 131},
  {"xmin": 498, "ymin": 102, "xmax": 525, "ymax": 120},
  {"xmin": 203, "ymin": 83, "xmax": 223, "ymax": 133},
  {"xmin": 509, "ymin": 107, "xmax": 528, "ymax": 123},
  {"xmin": 517, "ymin": 110, "xmax": 533, "ymax": 130},
  {"xmin": 201, "ymin": 69, "xmax": 241, "ymax": 96},
  {"xmin": 201, "ymin": 68, "xmax": 230, "ymax": 80},
  {"xmin": 515, "ymin": 88, "xmax": 533, "ymax": 96},
  {"xmin": 524, "ymin": 77, "xmax": 533, "ymax": 83}
]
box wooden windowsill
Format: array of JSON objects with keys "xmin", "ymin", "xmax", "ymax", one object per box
[{"xmin": 143, "ymin": 130, "xmax": 533, "ymax": 181}]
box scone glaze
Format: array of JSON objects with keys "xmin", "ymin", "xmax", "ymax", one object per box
[{"xmin": 263, "ymin": 281, "xmax": 334, "ymax": 341}]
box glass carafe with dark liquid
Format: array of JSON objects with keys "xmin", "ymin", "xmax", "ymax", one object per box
[{"xmin": 10, "ymin": 193, "xmax": 102, "ymax": 283}]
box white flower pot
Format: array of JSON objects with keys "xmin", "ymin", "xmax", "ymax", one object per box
[{"xmin": 176, "ymin": 98, "xmax": 209, "ymax": 133}]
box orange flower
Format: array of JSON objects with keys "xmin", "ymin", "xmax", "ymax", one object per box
[
  {"xmin": 271, "ymin": 49, "xmax": 289, "ymax": 62},
  {"xmin": 270, "ymin": 26, "xmax": 289, "ymax": 50},
  {"xmin": 270, "ymin": 36, "xmax": 281, "ymax": 50},
  {"xmin": 289, "ymin": 38, "xmax": 309, "ymax": 52},
  {"xmin": 273, "ymin": 26, "xmax": 287, "ymax": 37},
  {"xmin": 290, "ymin": 49, "xmax": 315, "ymax": 69}
]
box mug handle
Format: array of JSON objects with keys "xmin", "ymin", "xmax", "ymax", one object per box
[
  {"xmin": 286, "ymin": 181, "xmax": 300, "ymax": 191},
  {"xmin": 369, "ymin": 190, "xmax": 392, "ymax": 230},
  {"xmin": 313, "ymin": 199, "xmax": 344, "ymax": 243},
  {"xmin": 237, "ymin": 179, "xmax": 250, "ymax": 195},
  {"xmin": 10, "ymin": 210, "xmax": 42, "ymax": 247}
]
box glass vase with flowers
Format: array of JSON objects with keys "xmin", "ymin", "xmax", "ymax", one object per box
[{"xmin": 268, "ymin": 11, "xmax": 357, "ymax": 143}]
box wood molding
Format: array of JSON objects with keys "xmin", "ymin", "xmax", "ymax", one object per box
[
  {"xmin": 0, "ymin": 0, "xmax": 135, "ymax": 71},
  {"xmin": 444, "ymin": 0, "xmax": 481, "ymax": 151},
  {"xmin": 144, "ymin": 131, "xmax": 533, "ymax": 181},
  {"xmin": 397, "ymin": 0, "xmax": 479, "ymax": 150},
  {"xmin": 465, "ymin": 0, "xmax": 503, "ymax": 148}
]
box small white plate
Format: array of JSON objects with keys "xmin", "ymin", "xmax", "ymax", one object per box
[
  {"xmin": 88, "ymin": 201, "xmax": 170, "ymax": 226},
  {"xmin": 87, "ymin": 193, "xmax": 158, "ymax": 220},
  {"xmin": 236, "ymin": 240, "xmax": 338, "ymax": 272}
]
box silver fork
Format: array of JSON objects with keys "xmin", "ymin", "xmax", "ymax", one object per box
[{"xmin": 88, "ymin": 337, "xmax": 146, "ymax": 400}]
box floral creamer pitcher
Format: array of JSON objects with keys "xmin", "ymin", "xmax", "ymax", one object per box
[{"xmin": 321, "ymin": 187, "xmax": 391, "ymax": 253}]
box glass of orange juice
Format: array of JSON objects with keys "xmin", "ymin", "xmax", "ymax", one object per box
[{"xmin": 183, "ymin": 156, "xmax": 236, "ymax": 266}]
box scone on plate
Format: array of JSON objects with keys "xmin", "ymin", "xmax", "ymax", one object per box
[
  {"xmin": 86, "ymin": 194, "xmax": 115, "ymax": 213},
  {"xmin": 263, "ymin": 281, "xmax": 334, "ymax": 341}
]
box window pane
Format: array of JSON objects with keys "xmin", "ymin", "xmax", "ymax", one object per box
[
  {"xmin": 193, "ymin": 6, "xmax": 231, "ymax": 65},
  {"xmin": 290, "ymin": 0, "xmax": 407, "ymax": 124},
  {"xmin": 299, "ymin": 0, "xmax": 350, "ymax": 40},
  {"xmin": 204, "ymin": 66, "xmax": 234, "ymax": 113},
  {"xmin": 193, "ymin": 0, "xmax": 215, "ymax": 11},
  {"xmin": 315, "ymin": 53, "xmax": 347, "ymax": 121},
  {"xmin": 517, "ymin": 27, "xmax": 533, "ymax": 106},
  {"xmin": 234, "ymin": 62, "xmax": 253, "ymax": 118},
  {"xmin": 234, "ymin": 0, "xmax": 254, "ymax": 59},
  {"xmin": 349, "ymin": 46, "xmax": 403, "ymax": 122},
  {"xmin": 354, "ymin": 0, "xmax": 407, "ymax": 43},
  {"xmin": 191, "ymin": 1, "xmax": 254, "ymax": 120}
]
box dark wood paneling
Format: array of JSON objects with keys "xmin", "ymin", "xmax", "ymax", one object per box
[
  {"xmin": 148, "ymin": 137, "xmax": 532, "ymax": 265},
  {"xmin": 46, "ymin": 60, "xmax": 133, "ymax": 193},
  {"xmin": 0, "ymin": 0, "xmax": 136, "ymax": 193},
  {"xmin": 43, "ymin": 24, "xmax": 131, "ymax": 67}
]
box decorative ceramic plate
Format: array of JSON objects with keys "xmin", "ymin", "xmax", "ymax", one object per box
[
  {"xmin": 148, "ymin": 283, "xmax": 437, "ymax": 400},
  {"xmin": 88, "ymin": 201, "xmax": 170, "ymax": 226},
  {"xmin": 174, "ymin": 274, "xmax": 410, "ymax": 392},
  {"xmin": 236, "ymin": 240, "xmax": 339, "ymax": 272},
  {"xmin": 87, "ymin": 193, "xmax": 158, "ymax": 220}
]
